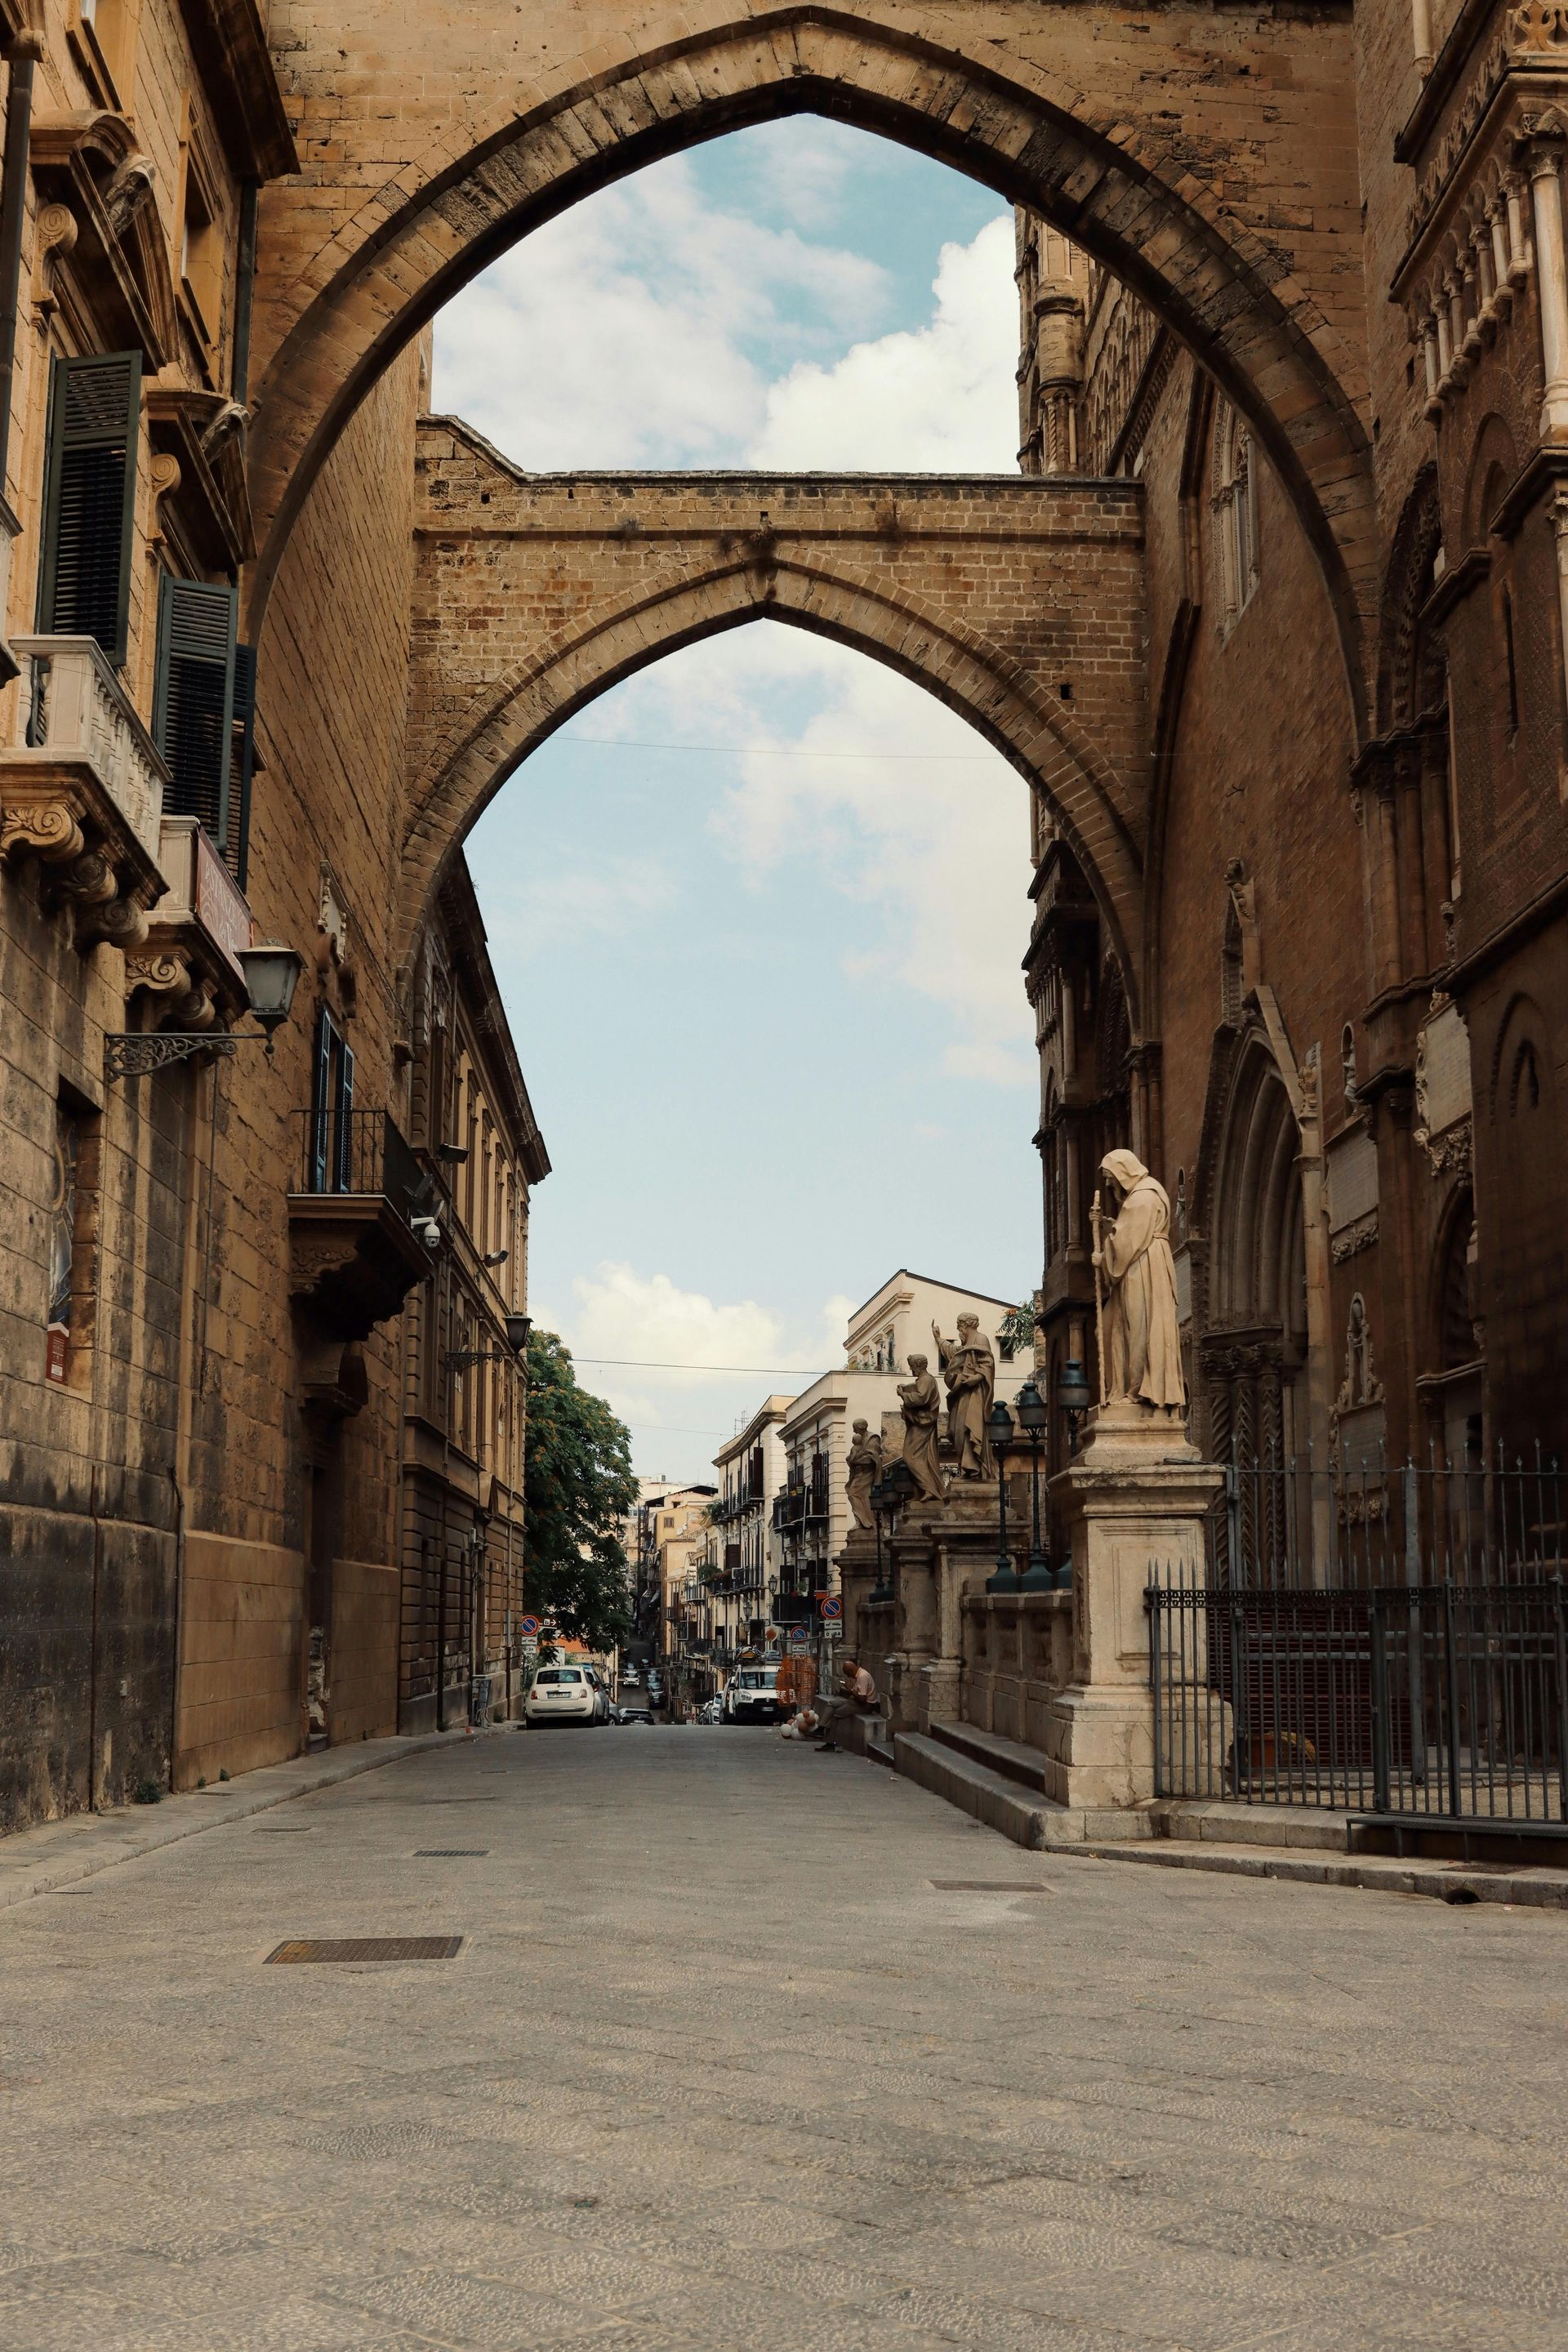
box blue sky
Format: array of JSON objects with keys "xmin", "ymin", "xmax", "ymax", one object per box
[{"xmin": 433, "ymin": 124, "xmax": 1038, "ymax": 1478}]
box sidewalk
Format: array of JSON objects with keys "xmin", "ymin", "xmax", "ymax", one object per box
[{"xmin": 0, "ymin": 1725, "xmax": 498, "ymax": 1913}]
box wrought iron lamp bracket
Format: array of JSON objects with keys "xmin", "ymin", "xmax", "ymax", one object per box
[{"xmin": 104, "ymin": 1032, "xmax": 243, "ymax": 1080}]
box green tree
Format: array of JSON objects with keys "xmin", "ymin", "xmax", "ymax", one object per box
[{"xmin": 523, "ymin": 1329, "xmax": 638, "ymax": 1649}]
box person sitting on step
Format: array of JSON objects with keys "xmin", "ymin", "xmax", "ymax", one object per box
[{"xmin": 811, "ymin": 1659, "xmax": 878, "ymax": 1752}]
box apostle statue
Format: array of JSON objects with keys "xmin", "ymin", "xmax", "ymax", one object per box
[
  {"xmin": 1094, "ymin": 1149, "xmax": 1187, "ymax": 1413},
  {"xmin": 933, "ymin": 1313, "xmax": 996, "ymax": 1478},
  {"xmin": 844, "ymin": 1418, "xmax": 883, "ymax": 1530},
  {"xmin": 896, "ymin": 1356, "xmax": 946, "ymax": 1501}
]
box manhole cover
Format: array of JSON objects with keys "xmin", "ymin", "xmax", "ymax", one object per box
[
  {"xmin": 413, "ymin": 1849, "xmax": 489, "ymax": 1858},
  {"xmin": 928, "ymin": 1881, "xmax": 1055, "ymax": 1895},
  {"xmin": 265, "ymin": 1936, "xmax": 464, "ymax": 1964}
]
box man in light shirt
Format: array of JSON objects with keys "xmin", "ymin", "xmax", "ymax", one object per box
[{"xmin": 812, "ymin": 1659, "xmax": 879, "ymax": 1752}]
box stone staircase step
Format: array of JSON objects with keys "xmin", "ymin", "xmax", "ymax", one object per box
[
  {"xmin": 893, "ymin": 1731, "xmax": 1152, "ymax": 1851},
  {"xmin": 927, "ymin": 1718, "xmax": 1054, "ymax": 1796}
]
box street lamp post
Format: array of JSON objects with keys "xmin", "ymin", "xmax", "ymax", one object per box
[
  {"xmin": 1058, "ymin": 1349, "xmax": 1092, "ymax": 1457},
  {"xmin": 867, "ymin": 1459, "xmax": 914, "ymax": 1606},
  {"xmin": 987, "ymin": 1397, "xmax": 1017, "ymax": 1594},
  {"xmin": 1013, "ymin": 1379, "xmax": 1058, "ymax": 1592}
]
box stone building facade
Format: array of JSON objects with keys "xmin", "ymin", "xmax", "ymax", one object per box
[{"xmin": 5, "ymin": 0, "xmax": 1568, "ymax": 1829}]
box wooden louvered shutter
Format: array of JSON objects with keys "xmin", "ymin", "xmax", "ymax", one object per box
[
  {"xmin": 229, "ymin": 641, "xmax": 256, "ymax": 889},
  {"xmin": 37, "ymin": 351, "xmax": 142, "ymax": 666},
  {"xmin": 152, "ymin": 575, "xmax": 238, "ymax": 850},
  {"xmin": 336, "ymin": 1040, "xmax": 354, "ymax": 1193},
  {"xmin": 309, "ymin": 1010, "xmax": 334, "ymax": 1192}
]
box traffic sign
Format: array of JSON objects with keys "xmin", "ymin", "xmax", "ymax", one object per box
[
  {"xmin": 820, "ymin": 1595, "xmax": 842, "ymax": 1620},
  {"xmin": 822, "ymin": 1619, "xmax": 843, "ymax": 1641},
  {"xmin": 789, "ymin": 1625, "xmax": 809, "ymax": 1650},
  {"xmin": 518, "ymin": 1615, "xmax": 540, "ymax": 1637}
]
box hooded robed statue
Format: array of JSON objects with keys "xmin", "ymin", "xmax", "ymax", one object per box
[{"xmin": 1095, "ymin": 1149, "xmax": 1187, "ymax": 1413}]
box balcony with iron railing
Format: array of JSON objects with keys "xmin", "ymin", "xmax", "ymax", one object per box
[{"xmin": 287, "ymin": 1106, "xmax": 432, "ymax": 1343}]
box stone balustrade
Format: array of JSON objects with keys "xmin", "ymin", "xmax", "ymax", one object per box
[
  {"xmin": 0, "ymin": 635, "xmax": 169, "ymax": 954},
  {"xmin": 960, "ymin": 1588, "xmax": 1072, "ymax": 1750}
]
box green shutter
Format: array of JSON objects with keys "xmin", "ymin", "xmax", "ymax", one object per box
[
  {"xmin": 229, "ymin": 641, "xmax": 256, "ymax": 889},
  {"xmin": 153, "ymin": 574, "xmax": 238, "ymax": 849},
  {"xmin": 309, "ymin": 1009, "xmax": 335, "ymax": 1191},
  {"xmin": 37, "ymin": 351, "xmax": 142, "ymax": 666}
]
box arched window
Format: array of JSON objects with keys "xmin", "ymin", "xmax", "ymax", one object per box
[
  {"xmin": 1214, "ymin": 402, "xmax": 1259, "ymax": 634},
  {"xmin": 1222, "ymin": 898, "xmax": 1245, "ymax": 1025}
]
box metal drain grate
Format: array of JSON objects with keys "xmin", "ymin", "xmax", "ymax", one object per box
[
  {"xmin": 413, "ymin": 1849, "xmax": 489, "ymax": 1858},
  {"xmin": 421, "ymin": 1796, "xmax": 498, "ymax": 1805},
  {"xmin": 929, "ymin": 1880, "xmax": 1055, "ymax": 1895},
  {"xmin": 253, "ymin": 1825, "xmax": 313, "ymax": 1834},
  {"xmin": 265, "ymin": 1936, "xmax": 464, "ymax": 1964}
]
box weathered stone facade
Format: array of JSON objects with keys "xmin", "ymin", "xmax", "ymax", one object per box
[{"xmin": 4, "ymin": 0, "xmax": 1568, "ymax": 1830}]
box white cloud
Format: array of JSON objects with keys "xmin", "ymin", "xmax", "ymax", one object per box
[
  {"xmin": 750, "ymin": 216, "xmax": 1019, "ymax": 471},
  {"xmin": 538, "ymin": 1263, "xmax": 853, "ymax": 1463},
  {"xmin": 433, "ymin": 158, "xmax": 887, "ymax": 471},
  {"xmin": 584, "ymin": 630, "xmax": 1034, "ymax": 1085},
  {"xmin": 479, "ymin": 853, "xmax": 677, "ymax": 959}
]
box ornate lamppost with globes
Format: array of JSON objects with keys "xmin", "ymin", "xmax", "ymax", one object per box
[
  {"xmin": 987, "ymin": 1378, "xmax": 1066, "ymax": 1593},
  {"xmin": 867, "ymin": 1456, "xmax": 915, "ymax": 1606}
]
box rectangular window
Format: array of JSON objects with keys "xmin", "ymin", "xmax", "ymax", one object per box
[
  {"xmin": 37, "ymin": 351, "xmax": 141, "ymax": 666},
  {"xmin": 308, "ymin": 1007, "xmax": 354, "ymax": 1192},
  {"xmin": 153, "ymin": 574, "xmax": 238, "ymax": 852}
]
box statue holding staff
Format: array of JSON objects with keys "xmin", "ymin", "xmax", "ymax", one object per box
[
  {"xmin": 932, "ymin": 1313, "xmax": 996, "ymax": 1477},
  {"xmin": 1092, "ymin": 1149, "xmax": 1187, "ymax": 1413},
  {"xmin": 896, "ymin": 1356, "xmax": 946, "ymax": 1501},
  {"xmin": 844, "ymin": 1419, "xmax": 883, "ymax": 1530}
]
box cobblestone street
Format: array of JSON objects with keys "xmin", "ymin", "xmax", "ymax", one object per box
[{"xmin": 3, "ymin": 1729, "xmax": 1566, "ymax": 2352}]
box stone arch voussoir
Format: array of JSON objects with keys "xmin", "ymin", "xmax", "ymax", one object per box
[
  {"xmin": 252, "ymin": 7, "xmax": 1375, "ymax": 727},
  {"xmin": 398, "ymin": 551, "xmax": 1145, "ymax": 1007}
]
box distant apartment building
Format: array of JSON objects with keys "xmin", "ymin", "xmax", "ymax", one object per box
[
  {"xmin": 777, "ymin": 1272, "xmax": 1036, "ymax": 1609},
  {"xmin": 707, "ymin": 1398, "xmax": 793, "ymax": 1665}
]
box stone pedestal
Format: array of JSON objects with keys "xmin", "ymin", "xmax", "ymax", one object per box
[
  {"xmin": 836, "ymin": 1526, "xmax": 880, "ymax": 1667},
  {"xmin": 1045, "ymin": 1403, "xmax": 1223, "ymax": 1808},
  {"xmin": 878, "ymin": 1480, "xmax": 1002, "ymax": 1734}
]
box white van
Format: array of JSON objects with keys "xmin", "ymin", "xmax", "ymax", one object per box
[{"xmin": 722, "ymin": 1664, "xmax": 782, "ymax": 1725}]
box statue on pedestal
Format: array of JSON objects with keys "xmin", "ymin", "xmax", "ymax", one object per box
[
  {"xmin": 1093, "ymin": 1148, "xmax": 1187, "ymax": 1412},
  {"xmin": 844, "ymin": 1418, "xmax": 883, "ymax": 1530},
  {"xmin": 933, "ymin": 1314, "xmax": 996, "ymax": 1477},
  {"xmin": 897, "ymin": 1356, "xmax": 946, "ymax": 1501}
]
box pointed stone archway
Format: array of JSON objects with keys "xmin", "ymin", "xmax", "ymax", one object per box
[
  {"xmin": 399, "ymin": 430, "xmax": 1150, "ymax": 1004},
  {"xmin": 250, "ymin": 6, "xmax": 1374, "ymax": 722}
]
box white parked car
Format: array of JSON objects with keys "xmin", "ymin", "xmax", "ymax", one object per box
[
  {"xmin": 525, "ymin": 1666, "xmax": 602, "ymax": 1726},
  {"xmin": 723, "ymin": 1664, "xmax": 782, "ymax": 1725}
]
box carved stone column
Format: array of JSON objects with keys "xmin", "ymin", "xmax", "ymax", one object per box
[{"xmin": 1526, "ymin": 136, "xmax": 1568, "ymax": 439}]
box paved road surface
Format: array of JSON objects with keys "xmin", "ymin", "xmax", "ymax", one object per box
[{"xmin": 2, "ymin": 1725, "xmax": 1566, "ymax": 2351}]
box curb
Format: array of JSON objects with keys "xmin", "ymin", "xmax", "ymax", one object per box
[
  {"xmin": 1062, "ymin": 1837, "xmax": 1568, "ymax": 1911},
  {"xmin": 0, "ymin": 1726, "xmax": 499, "ymax": 1914}
]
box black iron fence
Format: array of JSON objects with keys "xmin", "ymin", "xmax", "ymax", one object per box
[
  {"xmin": 1149, "ymin": 1575, "xmax": 1568, "ymax": 1828},
  {"xmin": 1211, "ymin": 1443, "xmax": 1565, "ymax": 1589}
]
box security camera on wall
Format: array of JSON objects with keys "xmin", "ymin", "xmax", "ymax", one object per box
[{"xmin": 412, "ymin": 1214, "xmax": 443, "ymax": 1251}]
